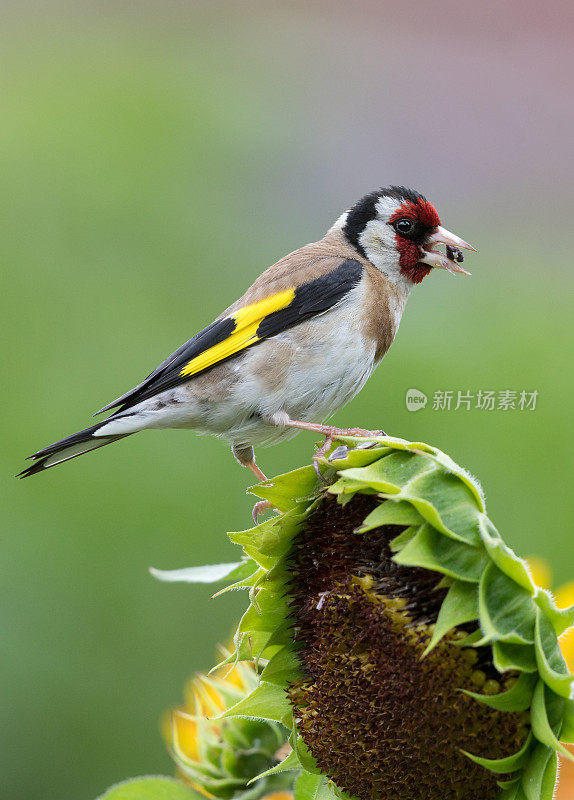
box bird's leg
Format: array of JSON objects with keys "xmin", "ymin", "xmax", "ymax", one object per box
[
  {"xmin": 270, "ymin": 413, "xmax": 384, "ymax": 440},
  {"xmin": 268, "ymin": 412, "xmax": 385, "ymax": 478},
  {"xmin": 232, "ymin": 444, "xmax": 268, "ymax": 482},
  {"xmin": 231, "ymin": 445, "xmax": 276, "ymax": 523}
]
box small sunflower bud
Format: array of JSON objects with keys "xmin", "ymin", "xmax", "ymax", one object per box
[{"xmin": 164, "ymin": 659, "xmax": 293, "ymax": 799}]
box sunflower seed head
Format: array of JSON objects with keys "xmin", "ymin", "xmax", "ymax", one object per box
[{"xmin": 287, "ymin": 494, "xmax": 528, "ymax": 800}]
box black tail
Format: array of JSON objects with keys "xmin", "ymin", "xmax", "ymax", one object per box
[{"xmin": 18, "ymin": 422, "xmax": 131, "ymax": 478}]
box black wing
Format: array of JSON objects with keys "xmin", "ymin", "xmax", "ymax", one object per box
[{"xmin": 96, "ymin": 258, "xmax": 364, "ymax": 415}]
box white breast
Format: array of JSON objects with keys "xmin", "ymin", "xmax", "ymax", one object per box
[{"xmin": 225, "ymin": 282, "xmax": 378, "ymax": 445}]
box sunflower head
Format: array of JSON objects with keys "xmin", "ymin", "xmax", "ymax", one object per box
[
  {"xmin": 286, "ymin": 492, "xmax": 529, "ymax": 800},
  {"xmin": 166, "ymin": 435, "xmax": 574, "ymax": 800}
]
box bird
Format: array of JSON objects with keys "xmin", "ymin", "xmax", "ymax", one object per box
[{"xmin": 18, "ymin": 185, "xmax": 475, "ymax": 515}]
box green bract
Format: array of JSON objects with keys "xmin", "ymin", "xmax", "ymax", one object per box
[{"xmin": 160, "ymin": 435, "xmax": 574, "ymax": 800}]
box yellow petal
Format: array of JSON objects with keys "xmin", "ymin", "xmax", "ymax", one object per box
[
  {"xmin": 172, "ymin": 710, "xmax": 200, "ymax": 762},
  {"xmin": 217, "ymin": 661, "xmax": 251, "ymax": 691},
  {"xmin": 261, "ymin": 794, "xmax": 295, "ymax": 800},
  {"xmin": 559, "ymin": 627, "xmax": 574, "ymax": 673},
  {"xmin": 195, "ymin": 676, "xmax": 226, "ymax": 716},
  {"xmin": 555, "ymin": 580, "xmax": 574, "ymax": 610},
  {"xmin": 526, "ymin": 556, "xmax": 553, "ymax": 590}
]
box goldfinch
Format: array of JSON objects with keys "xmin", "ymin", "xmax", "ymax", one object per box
[{"xmin": 18, "ymin": 185, "xmax": 474, "ymax": 489}]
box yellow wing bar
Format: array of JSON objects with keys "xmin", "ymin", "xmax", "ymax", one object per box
[{"xmin": 179, "ymin": 288, "xmax": 296, "ymax": 379}]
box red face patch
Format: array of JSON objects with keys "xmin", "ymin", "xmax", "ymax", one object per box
[
  {"xmin": 390, "ymin": 198, "xmax": 440, "ymax": 283},
  {"xmin": 389, "ymin": 198, "xmax": 440, "ymax": 228},
  {"xmin": 394, "ymin": 239, "xmax": 432, "ymax": 284}
]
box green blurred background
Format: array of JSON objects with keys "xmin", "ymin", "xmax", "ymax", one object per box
[{"xmin": 2, "ymin": 2, "xmax": 573, "ymax": 799}]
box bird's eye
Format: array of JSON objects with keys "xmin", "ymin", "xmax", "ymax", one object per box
[{"xmin": 393, "ymin": 218, "xmax": 415, "ymax": 235}]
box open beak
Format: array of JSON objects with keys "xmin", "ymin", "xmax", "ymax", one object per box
[{"xmin": 419, "ymin": 226, "xmax": 476, "ymax": 276}]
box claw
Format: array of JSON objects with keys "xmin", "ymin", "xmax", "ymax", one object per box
[
  {"xmin": 252, "ymin": 499, "xmax": 275, "ymax": 524},
  {"xmin": 313, "ymin": 435, "xmax": 333, "ymax": 481}
]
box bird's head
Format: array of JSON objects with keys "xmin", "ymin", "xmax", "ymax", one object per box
[{"xmin": 341, "ymin": 186, "xmax": 475, "ymax": 286}]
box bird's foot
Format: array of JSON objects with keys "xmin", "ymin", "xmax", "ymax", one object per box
[
  {"xmin": 268, "ymin": 414, "xmax": 385, "ymax": 481},
  {"xmin": 252, "ymin": 499, "xmax": 276, "ymax": 524},
  {"xmin": 309, "ymin": 426, "xmax": 386, "ymax": 480},
  {"xmin": 313, "ymin": 435, "xmax": 334, "ymax": 480}
]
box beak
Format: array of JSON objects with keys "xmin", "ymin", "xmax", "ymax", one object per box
[{"xmin": 419, "ymin": 226, "xmax": 476, "ymax": 276}]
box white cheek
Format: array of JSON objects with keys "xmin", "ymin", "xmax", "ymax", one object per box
[
  {"xmin": 359, "ymin": 218, "xmax": 396, "ymax": 253},
  {"xmin": 358, "ymin": 218, "xmax": 414, "ymax": 296}
]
